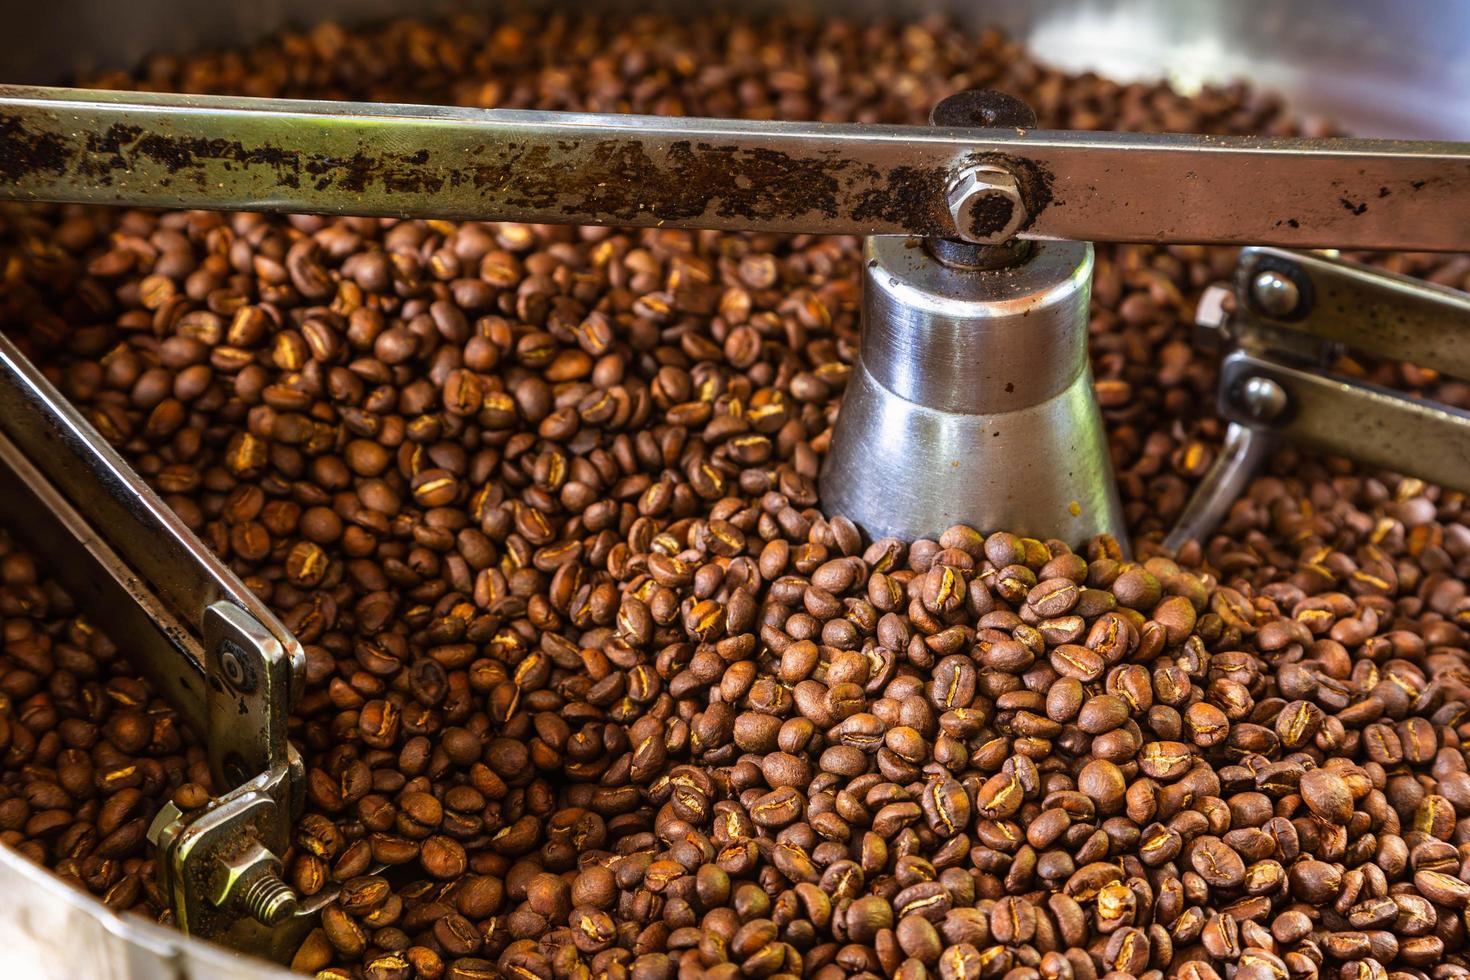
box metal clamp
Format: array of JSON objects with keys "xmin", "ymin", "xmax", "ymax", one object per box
[
  {"xmin": 1166, "ymin": 246, "xmax": 1470, "ymax": 548},
  {"xmin": 0, "ymin": 334, "xmax": 309, "ymax": 957}
]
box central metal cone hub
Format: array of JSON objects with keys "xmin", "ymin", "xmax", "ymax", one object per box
[{"xmin": 819, "ymin": 235, "xmax": 1126, "ymax": 550}]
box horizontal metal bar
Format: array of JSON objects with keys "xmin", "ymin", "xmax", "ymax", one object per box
[
  {"xmin": 1237, "ymin": 247, "xmax": 1470, "ymax": 379},
  {"xmin": 0, "ymin": 86, "xmax": 1466, "ymax": 250},
  {"xmin": 1219, "ymin": 350, "xmax": 1470, "ymax": 492},
  {"xmin": 0, "ymin": 334, "xmax": 305, "ymax": 722}
]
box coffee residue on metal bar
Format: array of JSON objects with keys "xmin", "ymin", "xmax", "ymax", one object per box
[
  {"xmin": 965, "ymin": 150, "xmax": 1055, "ymax": 235},
  {"xmin": 0, "ymin": 110, "xmax": 959, "ymax": 233},
  {"xmin": 454, "ymin": 137, "xmax": 955, "ymax": 233},
  {"xmin": 0, "ymin": 114, "xmax": 69, "ymax": 183},
  {"xmin": 849, "ymin": 164, "xmax": 950, "ymax": 235},
  {"xmin": 963, "ymin": 194, "xmax": 1016, "ymax": 240}
]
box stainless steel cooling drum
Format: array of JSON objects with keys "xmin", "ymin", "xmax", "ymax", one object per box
[{"xmin": 0, "ymin": 2, "xmax": 1467, "ymax": 977}]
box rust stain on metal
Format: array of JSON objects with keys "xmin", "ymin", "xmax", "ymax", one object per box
[
  {"xmin": 0, "ymin": 111, "xmax": 961, "ymax": 232},
  {"xmin": 310, "ymin": 148, "xmax": 442, "ymax": 195},
  {"xmin": 48, "ymin": 122, "xmax": 315, "ymax": 190}
]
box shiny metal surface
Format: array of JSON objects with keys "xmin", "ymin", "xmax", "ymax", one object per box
[
  {"xmin": 1237, "ymin": 247, "xmax": 1470, "ymax": 380},
  {"xmin": 1236, "ymin": 375, "xmax": 1289, "ymax": 423},
  {"xmin": 0, "ymin": 329, "xmax": 308, "ymax": 951},
  {"xmin": 0, "ymin": 0, "xmax": 1465, "ymax": 975},
  {"xmin": 1007, "ymin": 1, "xmax": 1470, "ymax": 140},
  {"xmin": 1169, "ymin": 249, "xmax": 1470, "ymax": 546},
  {"xmin": 946, "ymin": 164, "xmax": 1028, "ymax": 244},
  {"xmin": 1250, "ymin": 269, "xmax": 1301, "ymax": 319},
  {"xmin": 0, "ymin": 86, "xmax": 1467, "ymax": 250},
  {"xmin": 202, "ymin": 602, "xmax": 294, "ymax": 788},
  {"xmin": 0, "ymin": 844, "xmax": 297, "ymax": 980},
  {"xmin": 0, "ymin": 425, "xmax": 210, "ymax": 735},
  {"xmin": 820, "ymin": 237, "xmax": 1126, "ymax": 546},
  {"xmin": 1218, "ymin": 350, "xmax": 1470, "ymax": 493},
  {"xmin": 150, "ymin": 755, "xmax": 302, "ymax": 952},
  {"xmin": 864, "ymin": 238, "xmax": 1099, "ymax": 414},
  {"xmin": 1161, "ymin": 423, "xmax": 1277, "ymax": 551},
  {"xmin": 861, "ymin": 237, "xmax": 1091, "ymax": 411}
]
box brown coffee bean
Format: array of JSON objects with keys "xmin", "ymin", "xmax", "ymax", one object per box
[
  {"xmin": 1138, "ymin": 741, "xmax": 1194, "ymax": 780},
  {"xmin": 322, "ymin": 906, "xmax": 368, "ymax": 957},
  {"xmin": 1077, "ymin": 760, "xmax": 1127, "ymax": 813},
  {"xmin": 1077, "ymin": 695, "xmax": 1130, "ymax": 734},
  {"xmin": 1414, "ymin": 869, "xmax": 1470, "ymax": 907},
  {"xmin": 1300, "ymin": 767, "xmax": 1354, "ymax": 824},
  {"xmin": 921, "ymin": 777, "xmax": 971, "ymax": 837},
  {"xmin": 338, "ymin": 875, "xmax": 391, "ymax": 915},
  {"xmin": 1112, "ymin": 567, "xmax": 1162, "ymax": 610},
  {"xmin": 1189, "ymin": 836, "xmax": 1246, "ymax": 890},
  {"xmin": 938, "ymin": 942, "xmax": 983, "ymax": 980},
  {"xmin": 420, "ymin": 836, "xmax": 467, "ymax": 879},
  {"xmin": 1290, "ymin": 860, "xmax": 1344, "ymax": 903}
]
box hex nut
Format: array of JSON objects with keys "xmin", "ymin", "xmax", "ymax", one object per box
[
  {"xmin": 946, "ymin": 165, "xmax": 1027, "ymax": 244},
  {"xmin": 1191, "ymin": 283, "xmax": 1234, "ymax": 355}
]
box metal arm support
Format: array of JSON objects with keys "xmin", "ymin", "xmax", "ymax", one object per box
[
  {"xmin": 0, "ymin": 333, "xmax": 308, "ymax": 953},
  {"xmin": 0, "ymin": 334, "xmax": 303, "ymax": 787},
  {"xmin": 0, "ymin": 85, "xmax": 1465, "ymax": 251},
  {"xmin": 1168, "ymin": 247, "xmax": 1470, "ymax": 546}
]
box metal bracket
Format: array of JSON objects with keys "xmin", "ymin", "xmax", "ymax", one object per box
[
  {"xmin": 203, "ymin": 602, "xmax": 294, "ymax": 791},
  {"xmin": 146, "ymin": 601, "xmax": 308, "ymax": 954},
  {"xmin": 148, "ymin": 749, "xmax": 304, "ymax": 940},
  {"xmin": 1167, "ymin": 246, "xmax": 1470, "ymax": 546},
  {"xmin": 0, "ymin": 333, "xmax": 310, "ymax": 958},
  {"xmin": 1162, "ymin": 422, "xmax": 1279, "ymax": 553}
]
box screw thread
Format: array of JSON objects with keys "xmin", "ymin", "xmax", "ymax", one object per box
[{"xmin": 239, "ymin": 871, "xmax": 298, "ymax": 926}]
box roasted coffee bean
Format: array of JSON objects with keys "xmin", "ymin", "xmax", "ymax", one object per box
[
  {"xmin": 938, "ymin": 943, "xmax": 983, "ymax": 980},
  {"xmin": 1300, "ymin": 767, "xmax": 1354, "ymax": 824},
  {"xmin": 321, "ymin": 905, "xmax": 367, "ymax": 957},
  {"xmin": 1077, "ymin": 760, "xmax": 1127, "ymax": 813},
  {"xmin": 1189, "ymin": 836, "xmax": 1246, "ymax": 889},
  {"xmin": 1290, "ymin": 860, "xmax": 1344, "ymax": 904},
  {"xmin": 1413, "ymin": 869, "xmax": 1470, "ymax": 907},
  {"xmin": 920, "ymin": 777, "xmax": 971, "ymax": 837}
]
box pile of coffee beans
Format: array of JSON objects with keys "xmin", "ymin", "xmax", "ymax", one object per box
[{"xmin": 4, "ymin": 10, "xmax": 1470, "ymax": 980}]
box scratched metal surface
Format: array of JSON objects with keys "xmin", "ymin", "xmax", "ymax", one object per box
[{"xmin": 0, "ymin": 89, "xmax": 1465, "ymax": 250}]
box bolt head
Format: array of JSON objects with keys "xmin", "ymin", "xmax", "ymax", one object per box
[
  {"xmin": 221, "ymin": 651, "xmax": 245, "ymax": 685},
  {"xmin": 1237, "ymin": 375, "xmax": 1289, "ymax": 423},
  {"xmin": 930, "ymin": 90, "xmax": 1038, "ymax": 129},
  {"xmin": 947, "ymin": 165, "xmax": 1026, "ymax": 244},
  {"xmin": 1251, "ymin": 270, "xmax": 1301, "ymax": 318}
]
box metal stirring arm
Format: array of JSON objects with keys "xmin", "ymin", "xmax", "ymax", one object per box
[
  {"xmin": 0, "ymin": 85, "xmax": 1465, "ymax": 251},
  {"xmin": 1166, "ymin": 247, "xmax": 1470, "ymax": 547},
  {"xmin": 0, "ymin": 333, "xmax": 309, "ymax": 952}
]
